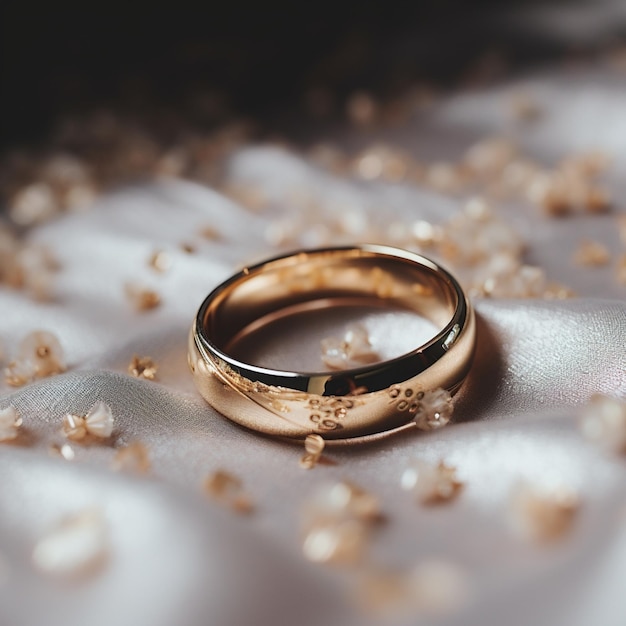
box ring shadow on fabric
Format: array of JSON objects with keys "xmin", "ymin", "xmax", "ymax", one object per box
[{"xmin": 447, "ymin": 312, "xmax": 504, "ymax": 424}]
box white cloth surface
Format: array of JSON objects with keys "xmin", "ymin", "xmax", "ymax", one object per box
[{"xmin": 1, "ymin": 57, "xmax": 626, "ymax": 626}]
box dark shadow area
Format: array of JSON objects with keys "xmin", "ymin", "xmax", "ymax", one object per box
[
  {"xmin": 448, "ymin": 311, "xmax": 505, "ymax": 422},
  {"xmin": 1, "ymin": 0, "xmax": 615, "ymax": 151}
]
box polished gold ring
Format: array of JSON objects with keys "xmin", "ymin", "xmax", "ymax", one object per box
[{"xmin": 189, "ymin": 245, "xmax": 475, "ymax": 440}]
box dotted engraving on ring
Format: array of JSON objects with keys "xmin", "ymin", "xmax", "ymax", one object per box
[
  {"xmin": 388, "ymin": 385, "xmax": 424, "ymax": 413},
  {"xmin": 307, "ymin": 397, "xmax": 353, "ymax": 431}
]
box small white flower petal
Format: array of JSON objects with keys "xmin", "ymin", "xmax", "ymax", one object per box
[
  {"xmin": 19, "ymin": 330, "xmax": 65, "ymax": 368},
  {"xmin": 84, "ymin": 401, "xmax": 114, "ymax": 438},
  {"xmin": 413, "ymin": 389, "xmax": 454, "ymax": 430},
  {"xmin": 0, "ymin": 406, "xmax": 19, "ymax": 429},
  {"xmin": 0, "ymin": 406, "xmax": 21, "ymax": 441}
]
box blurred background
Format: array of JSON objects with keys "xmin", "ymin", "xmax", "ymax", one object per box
[
  {"xmin": 1, "ymin": 5, "xmax": 626, "ymax": 624},
  {"xmin": 3, "ymin": 0, "xmax": 626, "ymax": 149}
]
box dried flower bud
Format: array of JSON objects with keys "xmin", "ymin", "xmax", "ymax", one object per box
[
  {"xmin": 125, "ymin": 284, "xmax": 161, "ymax": 311},
  {"xmin": 128, "ymin": 355, "xmax": 158, "ymax": 380}
]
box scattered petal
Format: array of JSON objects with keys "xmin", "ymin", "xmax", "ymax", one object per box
[
  {"xmin": 413, "ymin": 389, "xmax": 453, "ymax": 430},
  {"xmin": 148, "ymin": 250, "xmax": 172, "ymax": 272},
  {"xmin": 304, "ymin": 433, "xmax": 325, "ymax": 455},
  {"xmin": 128, "ymin": 355, "xmax": 158, "ymax": 380},
  {"xmin": 583, "ymin": 186, "xmax": 611, "ymax": 213},
  {"xmin": 509, "ymin": 481, "xmax": 579, "ymax": 542},
  {"xmin": 299, "ymin": 434, "xmax": 325, "ymax": 469},
  {"xmin": 0, "ymin": 405, "xmax": 21, "ymax": 441},
  {"xmin": 84, "ymin": 401, "xmax": 114, "ymax": 438},
  {"xmin": 301, "ymin": 482, "xmax": 382, "ymax": 565},
  {"xmin": 49, "ymin": 443, "xmax": 76, "ymax": 461},
  {"xmin": 112, "ymin": 442, "xmax": 151, "ymax": 474},
  {"xmin": 465, "ymin": 137, "xmax": 517, "ymax": 177},
  {"xmin": 10, "ymin": 183, "xmax": 58, "ymax": 226},
  {"xmin": 303, "ymin": 519, "xmax": 368, "ymax": 565},
  {"xmin": 354, "ymin": 568, "xmax": 412, "ymax": 616},
  {"xmin": 574, "ymin": 240, "xmax": 611, "ymax": 266},
  {"xmin": 125, "ymin": 284, "xmax": 161, "ymax": 311},
  {"xmin": 304, "ymin": 481, "xmax": 382, "ymax": 524},
  {"xmin": 62, "ymin": 414, "xmax": 87, "ymax": 441},
  {"xmin": 32, "ymin": 508, "xmax": 109, "ymax": 578},
  {"xmin": 401, "ymin": 460, "xmax": 463, "ymax": 504},
  {"xmin": 355, "ymin": 560, "xmax": 470, "ymax": 616},
  {"xmin": 580, "ymin": 394, "xmax": 626, "ymax": 454},
  {"xmin": 199, "ymin": 226, "xmax": 221, "ymax": 240},
  {"xmin": 24, "ymin": 330, "xmax": 66, "ymax": 376},
  {"xmin": 4, "ymin": 359, "xmax": 36, "ymax": 387},
  {"xmin": 406, "ymin": 560, "xmax": 470, "ymax": 615},
  {"xmin": 6, "ymin": 330, "xmax": 67, "ymax": 386},
  {"xmin": 204, "ymin": 470, "xmax": 254, "ymax": 514},
  {"xmin": 180, "ymin": 242, "xmax": 196, "ymax": 254}
]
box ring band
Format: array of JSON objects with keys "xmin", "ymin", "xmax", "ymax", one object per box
[{"xmin": 189, "ymin": 245, "xmax": 475, "ymax": 440}]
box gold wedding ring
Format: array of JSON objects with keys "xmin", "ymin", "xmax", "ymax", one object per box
[{"xmin": 189, "ymin": 245, "xmax": 475, "ymax": 440}]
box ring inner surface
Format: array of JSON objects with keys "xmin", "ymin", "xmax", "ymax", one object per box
[{"xmin": 202, "ymin": 252, "xmax": 458, "ymax": 363}]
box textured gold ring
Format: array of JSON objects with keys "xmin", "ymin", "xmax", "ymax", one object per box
[{"xmin": 189, "ymin": 245, "xmax": 475, "ymax": 440}]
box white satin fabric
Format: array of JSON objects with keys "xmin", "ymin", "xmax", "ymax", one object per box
[{"xmin": 1, "ymin": 59, "xmax": 626, "ymax": 626}]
